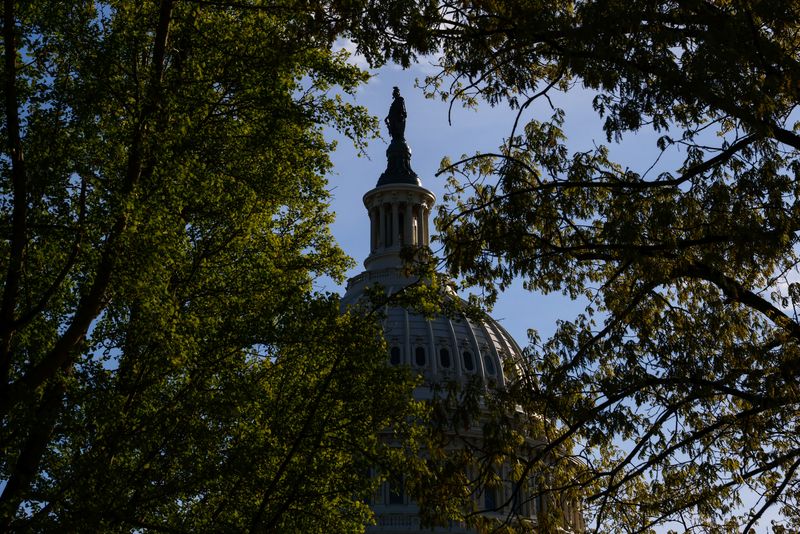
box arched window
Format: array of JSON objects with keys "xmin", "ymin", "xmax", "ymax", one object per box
[
  {"xmin": 484, "ymin": 354, "xmax": 496, "ymax": 375},
  {"xmin": 485, "ymin": 487, "xmax": 498, "ymax": 511},
  {"xmin": 388, "ymin": 478, "xmax": 404, "ymax": 505},
  {"xmin": 390, "ymin": 346, "xmax": 401, "ymax": 365},
  {"xmin": 370, "ymin": 208, "xmax": 378, "ymax": 251},
  {"xmin": 384, "ymin": 207, "xmax": 393, "ymax": 246},
  {"xmin": 463, "ymin": 350, "xmax": 474, "ymax": 371},
  {"xmin": 511, "ymin": 485, "xmax": 523, "ymax": 515},
  {"xmin": 439, "ymin": 347, "xmax": 451, "ymax": 368},
  {"xmin": 415, "ymin": 346, "xmax": 426, "ymax": 366},
  {"xmin": 363, "ymin": 467, "xmax": 374, "ymax": 505}
]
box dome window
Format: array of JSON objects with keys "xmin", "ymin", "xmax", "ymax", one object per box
[
  {"xmin": 384, "ymin": 207, "xmax": 393, "ymax": 246},
  {"xmin": 439, "ymin": 348, "xmax": 451, "ymax": 368},
  {"xmin": 415, "ymin": 346, "xmax": 426, "ymax": 366},
  {"xmin": 484, "ymin": 354, "xmax": 496, "ymax": 375},
  {"xmin": 485, "ymin": 487, "xmax": 498, "ymax": 511},
  {"xmin": 390, "ymin": 346, "xmax": 401, "ymax": 366},
  {"xmin": 463, "ymin": 350, "xmax": 474, "ymax": 372},
  {"xmin": 511, "ymin": 486, "xmax": 524, "ymax": 515},
  {"xmin": 388, "ymin": 478, "xmax": 404, "ymax": 505}
]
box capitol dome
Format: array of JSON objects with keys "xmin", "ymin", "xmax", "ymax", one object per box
[
  {"xmin": 339, "ymin": 115, "xmax": 527, "ymax": 392},
  {"xmin": 339, "ymin": 89, "xmax": 542, "ymax": 534},
  {"xmin": 340, "ymin": 87, "xmax": 526, "ymax": 393},
  {"xmin": 342, "ymin": 265, "xmax": 526, "ymax": 393}
]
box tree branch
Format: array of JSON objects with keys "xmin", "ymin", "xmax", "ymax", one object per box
[
  {"xmin": 743, "ymin": 456, "xmax": 800, "ymax": 533},
  {"xmin": 679, "ymin": 261, "xmax": 800, "ymax": 342}
]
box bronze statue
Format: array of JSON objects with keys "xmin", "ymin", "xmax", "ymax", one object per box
[
  {"xmin": 385, "ymin": 86, "xmax": 406, "ymax": 141},
  {"xmin": 377, "ymin": 86, "xmax": 419, "ymax": 186}
]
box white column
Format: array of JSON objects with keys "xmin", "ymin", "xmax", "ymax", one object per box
[{"xmin": 422, "ymin": 205, "xmax": 430, "ymax": 246}]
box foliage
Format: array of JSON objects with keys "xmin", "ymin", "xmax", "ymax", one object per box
[
  {"xmin": 0, "ymin": 0, "xmax": 424, "ymax": 531},
  {"xmin": 375, "ymin": 0, "xmax": 800, "ymax": 532},
  {"xmin": 409, "ymin": 372, "xmax": 585, "ymax": 534}
]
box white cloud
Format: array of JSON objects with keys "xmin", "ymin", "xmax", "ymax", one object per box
[{"xmin": 332, "ymin": 38, "xmax": 370, "ymax": 70}]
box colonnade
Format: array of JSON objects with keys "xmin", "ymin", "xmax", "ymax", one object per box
[{"xmin": 366, "ymin": 194, "xmax": 432, "ymax": 253}]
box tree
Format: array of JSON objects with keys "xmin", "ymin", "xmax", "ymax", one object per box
[
  {"xmin": 0, "ymin": 1, "xmax": 423, "ymax": 531},
  {"xmin": 361, "ymin": 0, "xmax": 800, "ymax": 531}
]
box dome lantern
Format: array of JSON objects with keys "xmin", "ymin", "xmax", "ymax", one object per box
[
  {"xmin": 362, "ymin": 88, "xmax": 435, "ymax": 271},
  {"xmin": 343, "ymin": 88, "xmax": 524, "ymax": 389}
]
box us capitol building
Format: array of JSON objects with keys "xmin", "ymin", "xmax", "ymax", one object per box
[{"xmin": 341, "ymin": 88, "xmax": 584, "ymax": 533}]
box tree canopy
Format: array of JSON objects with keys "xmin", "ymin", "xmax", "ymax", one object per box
[
  {"xmin": 370, "ymin": 0, "xmax": 800, "ymax": 532},
  {"xmin": 0, "ymin": 1, "xmax": 427, "ymax": 531},
  {"xmin": 8, "ymin": 0, "xmax": 800, "ymax": 531}
]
